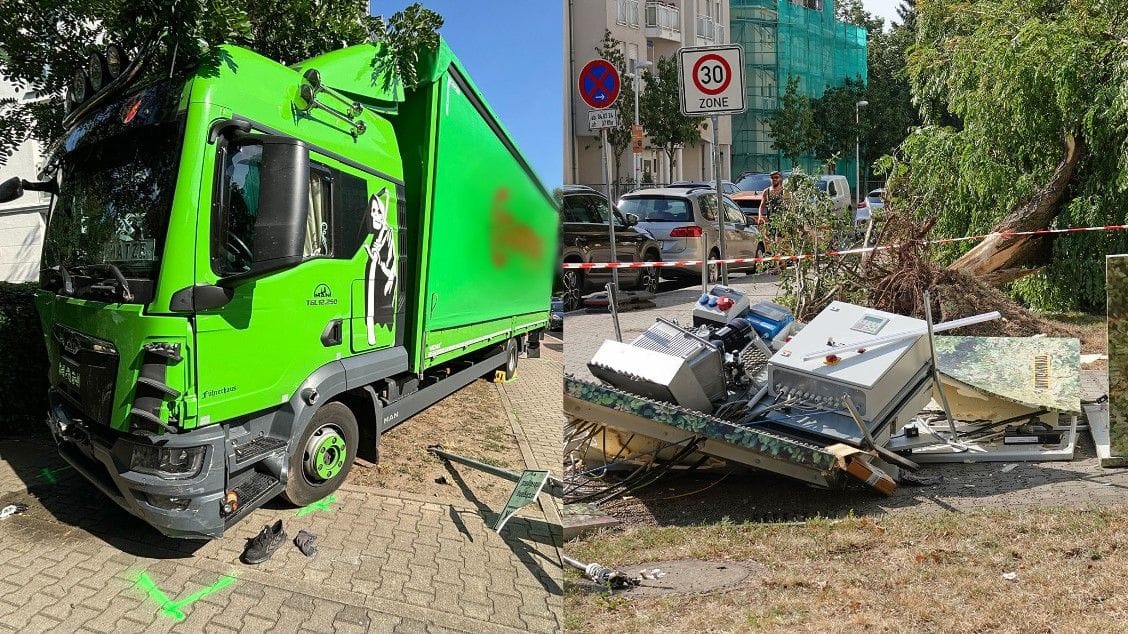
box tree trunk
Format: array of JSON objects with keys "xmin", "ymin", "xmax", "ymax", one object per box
[{"xmin": 947, "ymin": 134, "xmax": 1081, "ymax": 284}]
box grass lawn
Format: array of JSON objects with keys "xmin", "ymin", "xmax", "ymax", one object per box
[{"xmin": 565, "ymin": 508, "xmax": 1128, "ymax": 632}]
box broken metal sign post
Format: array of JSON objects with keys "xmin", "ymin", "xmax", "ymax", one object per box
[{"xmin": 494, "ymin": 470, "xmax": 550, "ymax": 533}]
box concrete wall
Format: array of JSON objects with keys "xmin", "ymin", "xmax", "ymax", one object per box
[{"xmin": 0, "ymin": 78, "xmax": 47, "ymax": 283}]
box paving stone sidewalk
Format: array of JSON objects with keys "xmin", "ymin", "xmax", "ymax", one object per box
[{"xmin": 0, "ymin": 351, "xmax": 564, "ymax": 634}]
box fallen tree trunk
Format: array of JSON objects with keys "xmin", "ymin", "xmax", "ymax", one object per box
[{"xmin": 948, "ymin": 134, "xmax": 1081, "ymax": 284}]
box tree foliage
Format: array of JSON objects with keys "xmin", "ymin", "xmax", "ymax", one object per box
[
  {"xmin": 810, "ymin": 78, "xmax": 865, "ymax": 167},
  {"xmin": 639, "ymin": 55, "xmax": 703, "ymax": 180},
  {"xmin": 0, "ymin": 1, "xmax": 441, "ymax": 164},
  {"xmin": 767, "ymin": 169, "xmax": 861, "ymax": 320},
  {"xmin": 593, "ymin": 30, "xmax": 636, "ymax": 186},
  {"xmin": 898, "ymin": 0, "xmax": 1128, "ymax": 310},
  {"xmin": 768, "ymin": 76, "xmax": 816, "ymax": 165}
]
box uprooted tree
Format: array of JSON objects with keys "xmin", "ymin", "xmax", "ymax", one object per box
[{"xmin": 896, "ymin": 0, "xmax": 1128, "ymax": 311}]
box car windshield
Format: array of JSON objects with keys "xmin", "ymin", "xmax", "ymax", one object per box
[
  {"xmin": 815, "ymin": 180, "xmax": 829, "ymax": 192},
  {"xmin": 562, "ymin": 193, "xmax": 623, "ymax": 225},
  {"xmin": 42, "ymin": 82, "xmax": 185, "ymax": 288},
  {"xmin": 735, "ymin": 173, "xmax": 771, "ymax": 191},
  {"xmin": 618, "ymin": 196, "xmax": 692, "ymax": 222}
]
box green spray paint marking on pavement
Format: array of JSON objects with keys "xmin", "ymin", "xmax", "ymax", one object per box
[
  {"xmin": 295, "ymin": 494, "xmax": 337, "ymax": 517},
  {"xmin": 133, "ymin": 572, "xmax": 236, "ymax": 621},
  {"xmin": 37, "ymin": 465, "xmax": 73, "ymax": 485}
]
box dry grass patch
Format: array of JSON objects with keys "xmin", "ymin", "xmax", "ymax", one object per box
[
  {"xmin": 565, "ymin": 509, "xmax": 1128, "ymax": 632},
  {"xmin": 346, "ymin": 379, "xmax": 524, "ymax": 508}
]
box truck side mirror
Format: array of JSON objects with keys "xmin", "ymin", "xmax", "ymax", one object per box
[
  {"xmin": 624, "ymin": 212, "xmax": 639, "ymax": 226},
  {"xmin": 0, "ymin": 177, "xmax": 24, "ymax": 203},
  {"xmin": 250, "ymin": 137, "xmax": 309, "ymax": 275}
]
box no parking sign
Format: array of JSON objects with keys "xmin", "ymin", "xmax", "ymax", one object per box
[
  {"xmin": 677, "ymin": 45, "xmax": 746, "ymax": 116},
  {"xmin": 578, "ymin": 58, "xmax": 620, "ymax": 109}
]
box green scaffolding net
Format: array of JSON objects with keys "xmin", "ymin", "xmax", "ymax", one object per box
[{"xmin": 730, "ymin": 0, "xmax": 867, "ymax": 180}]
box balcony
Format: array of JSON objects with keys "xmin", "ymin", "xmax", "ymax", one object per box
[
  {"xmin": 617, "ymin": 0, "xmax": 641, "ymax": 28},
  {"xmin": 693, "ymin": 15, "xmax": 726, "ymax": 45},
  {"xmin": 645, "ymin": 2, "xmax": 681, "ymax": 42},
  {"xmin": 695, "ymin": 15, "xmax": 714, "ymax": 44}
]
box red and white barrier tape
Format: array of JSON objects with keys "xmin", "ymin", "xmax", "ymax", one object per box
[{"xmin": 560, "ymin": 223, "xmax": 1128, "ymax": 270}]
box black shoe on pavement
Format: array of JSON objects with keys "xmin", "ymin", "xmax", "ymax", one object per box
[
  {"xmin": 242, "ymin": 520, "xmax": 286, "ymax": 564},
  {"xmin": 294, "ymin": 529, "xmax": 318, "ymax": 557}
]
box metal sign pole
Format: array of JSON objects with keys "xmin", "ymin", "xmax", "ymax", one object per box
[
  {"xmin": 701, "ymin": 232, "xmax": 709, "ymax": 292},
  {"xmin": 712, "ymin": 113, "xmax": 727, "ymax": 285},
  {"xmin": 602, "ymin": 127, "xmax": 622, "ymax": 342}
]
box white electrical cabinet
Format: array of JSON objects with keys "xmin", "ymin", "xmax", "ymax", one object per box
[{"xmin": 768, "ymin": 302, "xmax": 932, "ymax": 419}]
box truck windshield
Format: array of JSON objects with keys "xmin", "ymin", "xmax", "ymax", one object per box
[
  {"xmin": 41, "ymin": 82, "xmax": 185, "ymax": 298},
  {"xmin": 42, "ymin": 122, "xmax": 183, "ymax": 285}
]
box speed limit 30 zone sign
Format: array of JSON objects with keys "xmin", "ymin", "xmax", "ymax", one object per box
[{"xmin": 678, "ymin": 45, "xmax": 746, "ymax": 116}]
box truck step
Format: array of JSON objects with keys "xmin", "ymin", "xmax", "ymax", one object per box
[
  {"xmin": 234, "ymin": 436, "xmax": 288, "ymax": 464},
  {"xmin": 232, "ymin": 472, "xmax": 278, "ymax": 511}
]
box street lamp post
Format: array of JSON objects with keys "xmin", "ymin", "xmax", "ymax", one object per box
[
  {"xmin": 631, "ymin": 60, "xmax": 653, "ymax": 190},
  {"xmin": 855, "ymin": 100, "xmax": 869, "ymax": 206}
]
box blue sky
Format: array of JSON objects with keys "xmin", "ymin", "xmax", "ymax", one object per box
[{"xmin": 371, "ymin": 1, "xmax": 564, "ymax": 187}]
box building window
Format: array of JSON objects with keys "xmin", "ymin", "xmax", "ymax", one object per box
[
  {"xmin": 790, "ymin": 0, "xmax": 824, "ymax": 10},
  {"xmin": 617, "ymin": 0, "xmax": 627, "ymax": 25},
  {"xmin": 628, "ymin": 0, "xmax": 640, "ymax": 27}
]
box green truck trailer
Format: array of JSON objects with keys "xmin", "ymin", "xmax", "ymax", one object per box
[{"xmin": 0, "ymin": 39, "xmax": 557, "ymax": 538}]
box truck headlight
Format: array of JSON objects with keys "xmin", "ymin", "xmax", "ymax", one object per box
[{"xmin": 130, "ymin": 445, "xmax": 206, "ymax": 480}]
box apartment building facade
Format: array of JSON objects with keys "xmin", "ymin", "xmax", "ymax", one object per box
[
  {"xmin": 0, "ymin": 78, "xmax": 48, "ymax": 282},
  {"xmin": 565, "ymin": 0, "xmax": 733, "ymax": 190}
]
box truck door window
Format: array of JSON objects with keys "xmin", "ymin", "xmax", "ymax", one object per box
[
  {"xmin": 216, "ymin": 143, "xmax": 263, "ymax": 275},
  {"xmin": 305, "ymin": 165, "xmax": 332, "ymax": 257}
]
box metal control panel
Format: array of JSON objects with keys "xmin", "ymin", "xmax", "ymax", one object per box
[
  {"xmin": 692, "ymin": 285, "xmax": 751, "ymax": 327},
  {"xmin": 767, "ymin": 301, "xmax": 931, "ymax": 419}
]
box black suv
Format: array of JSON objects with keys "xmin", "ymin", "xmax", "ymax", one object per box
[{"xmin": 558, "ymin": 185, "xmax": 661, "ymax": 311}]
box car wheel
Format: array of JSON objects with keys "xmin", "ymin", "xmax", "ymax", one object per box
[
  {"xmin": 636, "ymin": 253, "xmax": 660, "ymax": 294},
  {"xmin": 751, "ymin": 243, "xmax": 766, "ymax": 274},
  {"xmin": 707, "ymin": 249, "xmax": 720, "ymax": 284},
  {"xmin": 284, "ymin": 401, "xmax": 359, "ymax": 506},
  {"xmin": 561, "ymin": 268, "xmax": 583, "ymax": 311}
]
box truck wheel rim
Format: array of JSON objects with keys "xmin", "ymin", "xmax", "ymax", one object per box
[{"xmin": 304, "ymin": 427, "xmax": 346, "ymax": 482}]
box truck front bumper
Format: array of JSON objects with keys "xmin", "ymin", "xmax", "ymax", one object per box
[{"xmin": 46, "ymin": 389, "xmax": 228, "ymax": 539}]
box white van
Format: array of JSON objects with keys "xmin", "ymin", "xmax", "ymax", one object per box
[{"xmin": 816, "ymin": 175, "xmax": 853, "ymax": 214}]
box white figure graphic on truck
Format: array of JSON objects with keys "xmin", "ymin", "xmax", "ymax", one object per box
[{"xmin": 366, "ymin": 188, "xmax": 397, "ymax": 345}]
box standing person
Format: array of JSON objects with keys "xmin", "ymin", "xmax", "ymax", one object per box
[{"xmin": 758, "ymin": 171, "xmax": 787, "ymax": 224}]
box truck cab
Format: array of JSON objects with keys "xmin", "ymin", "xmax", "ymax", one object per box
[{"xmin": 6, "ymin": 40, "xmax": 557, "ymax": 539}]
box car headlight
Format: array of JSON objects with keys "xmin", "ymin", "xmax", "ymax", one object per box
[{"xmin": 130, "ymin": 445, "xmax": 206, "ymax": 480}]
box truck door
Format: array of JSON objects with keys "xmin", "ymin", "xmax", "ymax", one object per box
[{"xmin": 193, "ymin": 139, "xmax": 402, "ymax": 425}]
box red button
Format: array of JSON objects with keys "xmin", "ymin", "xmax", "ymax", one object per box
[{"xmin": 717, "ymin": 297, "xmax": 734, "ymax": 311}]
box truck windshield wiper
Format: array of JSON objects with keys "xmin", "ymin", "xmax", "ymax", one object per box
[
  {"xmin": 73, "ymin": 264, "xmax": 135, "ymax": 302},
  {"xmin": 41, "ymin": 265, "xmax": 76, "ymax": 296}
]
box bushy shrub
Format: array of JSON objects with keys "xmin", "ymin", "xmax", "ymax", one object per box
[{"xmin": 0, "ymin": 282, "xmax": 48, "ymax": 434}]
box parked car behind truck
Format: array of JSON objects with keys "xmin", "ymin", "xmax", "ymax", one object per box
[
  {"xmin": 558, "ymin": 185, "xmax": 661, "ymax": 311},
  {"xmin": 619, "ymin": 187, "xmax": 765, "ymax": 283},
  {"xmin": 1, "ymin": 39, "xmax": 557, "ymax": 539}
]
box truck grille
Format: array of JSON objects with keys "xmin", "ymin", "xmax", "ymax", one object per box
[{"xmin": 53, "ymin": 325, "xmax": 119, "ymax": 427}]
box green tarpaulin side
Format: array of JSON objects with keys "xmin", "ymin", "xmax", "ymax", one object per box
[{"xmin": 729, "ymin": 0, "xmax": 867, "ymax": 177}]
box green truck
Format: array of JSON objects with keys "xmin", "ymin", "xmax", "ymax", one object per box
[{"xmin": 0, "ymin": 39, "xmax": 557, "ymax": 539}]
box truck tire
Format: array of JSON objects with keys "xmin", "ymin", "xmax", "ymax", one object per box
[
  {"xmin": 488, "ymin": 338, "xmax": 519, "ymax": 382},
  {"xmin": 283, "ymin": 401, "xmax": 359, "ymax": 506}
]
